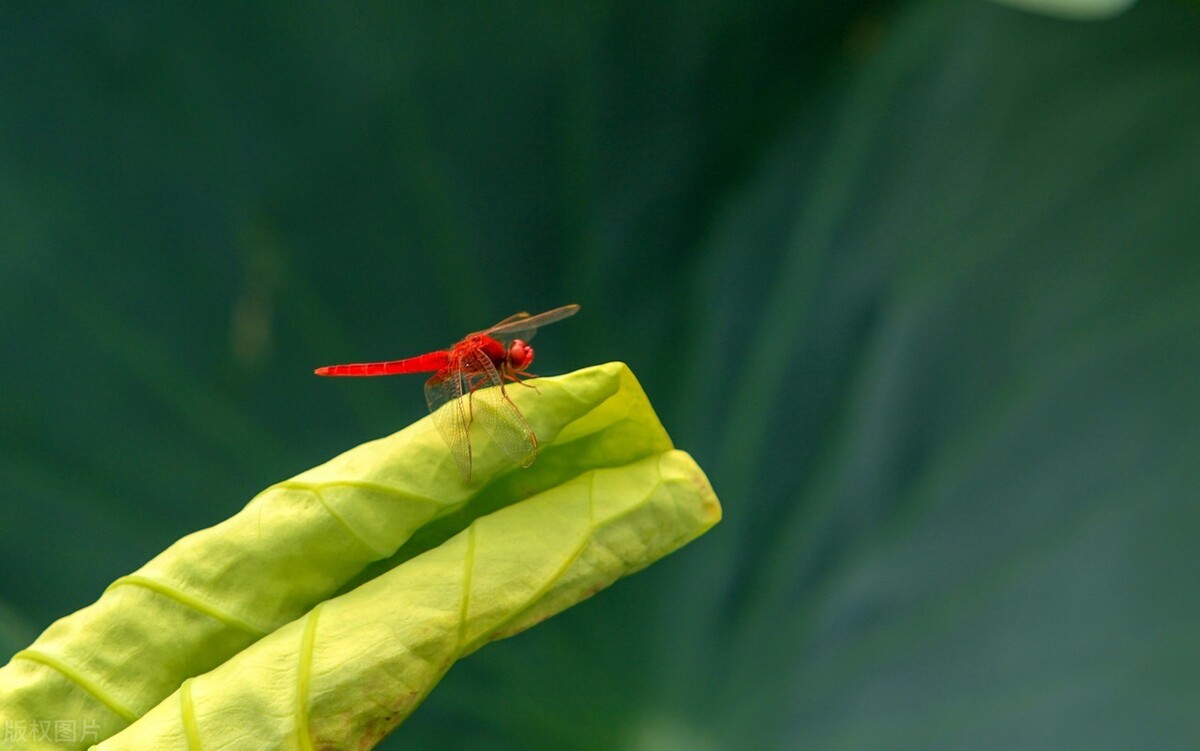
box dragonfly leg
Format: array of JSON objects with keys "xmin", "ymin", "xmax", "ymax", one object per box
[
  {"xmin": 505, "ymin": 370, "xmax": 541, "ymax": 393},
  {"xmin": 465, "ymin": 372, "xmax": 490, "ymax": 430},
  {"xmin": 522, "ymin": 380, "xmax": 541, "ymax": 394}
]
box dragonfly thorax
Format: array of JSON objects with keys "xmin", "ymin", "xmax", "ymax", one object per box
[{"xmin": 461, "ymin": 334, "xmax": 533, "ymax": 374}]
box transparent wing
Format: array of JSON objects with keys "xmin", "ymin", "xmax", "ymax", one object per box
[
  {"xmin": 424, "ymin": 364, "xmax": 473, "ymax": 481},
  {"xmin": 463, "ymin": 347, "xmax": 537, "ymax": 468},
  {"xmin": 479, "ymin": 304, "xmax": 580, "ymax": 345},
  {"xmin": 484, "ymin": 310, "xmax": 532, "ymax": 329}
]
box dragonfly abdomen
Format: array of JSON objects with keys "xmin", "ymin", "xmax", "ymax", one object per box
[{"xmin": 314, "ymin": 350, "xmax": 449, "ymax": 377}]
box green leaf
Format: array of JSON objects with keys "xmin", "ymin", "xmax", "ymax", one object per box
[
  {"xmin": 96, "ymin": 450, "xmax": 718, "ymax": 750},
  {"xmin": 0, "ymin": 363, "xmax": 712, "ymax": 749},
  {"xmin": 987, "ymin": 0, "xmax": 1138, "ymax": 20}
]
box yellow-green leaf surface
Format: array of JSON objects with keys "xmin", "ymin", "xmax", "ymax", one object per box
[
  {"xmin": 96, "ymin": 450, "xmax": 719, "ymax": 750},
  {"xmin": 0, "ymin": 362, "xmax": 709, "ymax": 750}
]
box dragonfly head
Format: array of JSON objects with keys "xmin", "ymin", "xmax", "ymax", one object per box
[{"xmin": 507, "ymin": 339, "xmax": 534, "ymax": 372}]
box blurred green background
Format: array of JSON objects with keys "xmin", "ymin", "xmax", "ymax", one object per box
[{"xmin": 3, "ymin": 1, "xmax": 1199, "ymax": 748}]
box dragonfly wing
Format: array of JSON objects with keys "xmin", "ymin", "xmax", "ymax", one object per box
[
  {"xmin": 463, "ymin": 348, "xmax": 537, "ymax": 468},
  {"xmin": 482, "ymin": 304, "xmax": 579, "ymax": 344},
  {"xmin": 483, "ymin": 310, "xmax": 532, "ymax": 329},
  {"xmin": 425, "ymin": 365, "xmax": 473, "ymax": 480}
]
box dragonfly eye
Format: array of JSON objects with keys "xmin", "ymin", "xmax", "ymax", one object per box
[{"xmin": 509, "ymin": 339, "xmax": 534, "ymax": 370}]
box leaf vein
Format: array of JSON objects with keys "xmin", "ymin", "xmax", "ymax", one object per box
[
  {"xmin": 271, "ymin": 480, "xmax": 447, "ymax": 511},
  {"xmin": 309, "ymin": 485, "xmax": 393, "ymax": 558},
  {"xmin": 180, "ymin": 677, "xmax": 201, "ymax": 751},
  {"xmin": 458, "ymin": 525, "xmax": 477, "ymax": 649},
  {"xmin": 13, "ymin": 648, "xmax": 137, "ymax": 722},
  {"xmin": 106, "ymin": 574, "xmax": 269, "ymax": 637},
  {"xmin": 296, "ymin": 602, "xmax": 324, "ymax": 751}
]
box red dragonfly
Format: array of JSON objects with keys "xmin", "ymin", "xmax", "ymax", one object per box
[{"xmin": 315, "ymin": 304, "xmax": 580, "ymax": 480}]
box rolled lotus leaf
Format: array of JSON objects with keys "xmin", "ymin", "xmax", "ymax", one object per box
[
  {"xmin": 96, "ymin": 450, "xmax": 720, "ymax": 750},
  {"xmin": 0, "ymin": 363, "xmax": 676, "ymax": 750},
  {"xmin": 986, "ymin": 0, "xmax": 1137, "ymax": 20}
]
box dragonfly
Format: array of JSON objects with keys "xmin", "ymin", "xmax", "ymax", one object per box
[{"xmin": 315, "ymin": 304, "xmax": 580, "ymax": 480}]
